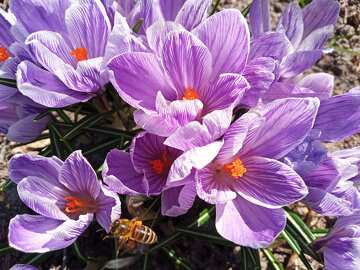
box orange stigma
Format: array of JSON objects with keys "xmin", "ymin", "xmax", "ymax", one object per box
[
  {"xmin": 70, "ymin": 47, "xmax": 88, "ymax": 62},
  {"xmin": 183, "ymin": 87, "xmax": 199, "ymax": 100},
  {"xmin": 150, "ymin": 151, "xmax": 172, "ymax": 175},
  {"xmin": 0, "ymin": 47, "xmax": 10, "ymax": 62},
  {"xmin": 64, "ymin": 196, "xmax": 97, "ymax": 215},
  {"xmin": 223, "ymin": 157, "xmax": 247, "ymax": 179}
]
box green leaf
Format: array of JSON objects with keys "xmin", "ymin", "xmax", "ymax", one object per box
[
  {"xmin": 176, "ymin": 228, "xmax": 233, "ymax": 246},
  {"xmin": 285, "ymin": 209, "xmax": 316, "ymax": 243},
  {"xmin": 0, "ymin": 77, "xmax": 17, "ymax": 88},
  {"xmin": 83, "ymin": 137, "xmax": 124, "ymax": 156},
  {"xmin": 132, "ymin": 19, "xmax": 144, "ymax": 33},
  {"xmin": 100, "ymin": 256, "xmax": 138, "ymax": 270},
  {"xmin": 163, "ymin": 247, "xmax": 192, "ymax": 270},
  {"xmin": 0, "ymin": 246, "xmax": 14, "ymax": 256},
  {"xmin": 56, "ymin": 109, "xmax": 72, "ymax": 124},
  {"xmin": 281, "ymin": 229, "xmax": 301, "ymax": 255},
  {"xmin": 240, "ymin": 248, "xmax": 261, "ymax": 270},
  {"xmin": 299, "ymin": 0, "xmax": 312, "ymax": 8},
  {"xmin": 210, "ymin": 0, "xmax": 221, "ymax": 15},
  {"xmin": 262, "ymin": 249, "xmax": 285, "ymax": 270},
  {"xmin": 242, "ymin": 3, "xmax": 252, "ymax": 17},
  {"xmin": 73, "ymin": 242, "xmax": 87, "ymax": 263}
]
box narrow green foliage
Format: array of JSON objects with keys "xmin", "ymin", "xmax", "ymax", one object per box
[
  {"xmin": 285, "ymin": 209, "xmax": 316, "ymax": 243},
  {"xmin": 57, "ymin": 109, "xmax": 72, "ymax": 124},
  {"xmin": 299, "ymin": 0, "xmax": 312, "ymax": 8},
  {"xmin": 242, "ymin": 3, "xmax": 252, "ymax": 17},
  {"xmin": 163, "ymin": 247, "xmax": 192, "ymax": 270},
  {"xmin": 210, "ymin": 0, "xmax": 221, "ymax": 15},
  {"xmin": 176, "ymin": 228, "xmax": 233, "ymax": 246},
  {"xmin": 34, "ymin": 110, "xmax": 53, "ymax": 121},
  {"xmin": 0, "ymin": 77, "xmax": 17, "ymax": 88},
  {"xmin": 262, "ymin": 249, "xmax": 285, "ymax": 270},
  {"xmin": 240, "ymin": 248, "xmax": 261, "ymax": 270},
  {"xmin": 49, "ymin": 124, "xmax": 73, "ymax": 154},
  {"xmin": 132, "ymin": 19, "xmax": 144, "ymax": 33},
  {"xmin": 73, "ymin": 242, "xmax": 87, "ymax": 263},
  {"xmin": 0, "ymin": 246, "xmax": 14, "ymax": 256},
  {"xmin": 282, "ymin": 230, "xmax": 302, "ymax": 255},
  {"xmin": 83, "ymin": 137, "xmax": 124, "ymax": 156}
]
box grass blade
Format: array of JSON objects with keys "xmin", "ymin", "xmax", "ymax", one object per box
[{"xmin": 262, "ymin": 249, "xmax": 284, "ymax": 270}]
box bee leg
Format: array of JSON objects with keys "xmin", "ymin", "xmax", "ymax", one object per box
[{"xmin": 116, "ymin": 237, "xmax": 128, "ymax": 256}]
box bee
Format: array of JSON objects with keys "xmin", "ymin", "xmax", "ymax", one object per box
[{"xmin": 109, "ymin": 218, "xmax": 158, "ymax": 254}]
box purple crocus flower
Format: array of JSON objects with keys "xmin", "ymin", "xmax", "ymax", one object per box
[
  {"xmin": 103, "ymin": 132, "xmax": 198, "ymax": 216},
  {"xmin": 109, "ymin": 9, "xmax": 250, "ymax": 136},
  {"xmin": 8, "ymin": 151, "xmax": 121, "ymax": 253},
  {"xmin": 165, "ymin": 98, "xmax": 319, "ymax": 247},
  {"xmin": 246, "ymin": 0, "xmax": 340, "ymax": 105},
  {"xmin": 15, "ymin": 0, "xmax": 113, "ymax": 108},
  {"xmin": 314, "ymin": 212, "xmax": 360, "ymax": 270}
]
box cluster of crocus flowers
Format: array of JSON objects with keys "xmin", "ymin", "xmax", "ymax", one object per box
[{"xmin": 2, "ymin": 1, "xmax": 360, "ymax": 269}]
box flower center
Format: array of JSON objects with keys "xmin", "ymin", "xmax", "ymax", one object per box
[
  {"xmin": 150, "ymin": 151, "xmax": 172, "ymax": 175},
  {"xmin": 64, "ymin": 196, "xmax": 97, "ymax": 215},
  {"xmin": 70, "ymin": 47, "xmax": 88, "ymax": 62},
  {"xmin": 223, "ymin": 157, "xmax": 247, "ymax": 179},
  {"xmin": 182, "ymin": 87, "xmax": 199, "ymax": 100},
  {"xmin": 0, "ymin": 47, "xmax": 10, "ymax": 62}
]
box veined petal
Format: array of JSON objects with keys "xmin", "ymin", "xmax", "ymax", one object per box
[
  {"xmin": 59, "ymin": 150, "xmax": 101, "ymax": 199},
  {"xmin": 8, "ymin": 214, "xmax": 92, "ymax": 253},
  {"xmin": 108, "ymin": 52, "xmax": 173, "ymax": 113},
  {"xmin": 215, "ymin": 196, "xmax": 286, "ymax": 248},
  {"xmin": 9, "ymin": 153, "xmax": 62, "ymax": 184},
  {"xmin": 298, "ymin": 25, "xmax": 334, "ymax": 51},
  {"xmin": 17, "ymin": 176, "xmax": 69, "ymax": 220},
  {"xmin": 232, "ymin": 156, "xmax": 308, "ymax": 208},
  {"xmin": 159, "ymin": 0, "xmax": 185, "ymax": 21},
  {"xmin": 161, "ymin": 31, "xmax": 212, "ymax": 97},
  {"xmin": 103, "ymin": 149, "xmax": 148, "ymax": 195},
  {"xmin": 193, "ymin": 9, "xmax": 249, "ymax": 77},
  {"xmin": 240, "ymin": 98, "xmax": 319, "ymax": 159},
  {"xmin": 249, "ymin": 0, "xmax": 270, "ymax": 38},
  {"xmin": 175, "ymin": 0, "xmax": 211, "ymax": 31}
]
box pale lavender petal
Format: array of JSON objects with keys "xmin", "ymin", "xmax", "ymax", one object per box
[
  {"xmin": 240, "ymin": 98, "xmax": 319, "ymax": 159},
  {"xmin": 103, "ymin": 149, "xmax": 148, "ymax": 195},
  {"xmin": 134, "ymin": 0, "xmax": 164, "ymax": 34},
  {"xmin": 297, "ymin": 73, "xmax": 334, "ymax": 100},
  {"xmin": 134, "ymin": 92, "xmax": 203, "ymax": 137},
  {"xmin": 215, "ymin": 196, "xmax": 286, "ymax": 248},
  {"xmin": 10, "ymin": 264, "xmax": 38, "ymax": 270},
  {"xmin": 280, "ymin": 50, "xmax": 323, "ymax": 79},
  {"xmin": 249, "ymin": 0, "xmax": 270, "ymax": 38},
  {"xmin": 159, "ymin": 0, "xmax": 185, "ymax": 20},
  {"xmin": 6, "ymin": 113, "xmax": 49, "ymax": 143},
  {"xmin": 175, "ymin": 0, "xmax": 211, "ymax": 30},
  {"xmin": 0, "ymin": 9, "xmax": 14, "ymax": 46},
  {"xmin": 298, "ymin": 25, "xmax": 334, "ymax": 51},
  {"xmin": 314, "ymin": 93, "xmax": 360, "ymax": 141},
  {"xmin": 161, "ymin": 31, "xmax": 212, "ymax": 97},
  {"xmin": 232, "ymin": 156, "xmax": 307, "ymax": 208},
  {"xmin": 196, "ymin": 165, "xmax": 237, "ymax": 204},
  {"xmin": 9, "ymin": 214, "xmax": 92, "ymax": 253},
  {"xmin": 302, "ymin": 0, "xmax": 340, "ymax": 38},
  {"xmin": 324, "ymin": 244, "xmax": 360, "ymax": 270},
  {"xmin": 167, "ymin": 141, "xmax": 224, "ymax": 185},
  {"xmin": 250, "ymin": 32, "xmax": 292, "ymax": 60},
  {"xmin": 161, "ymin": 180, "xmax": 196, "ymax": 217},
  {"xmin": 202, "ymin": 73, "xmax": 249, "ymax": 114},
  {"xmin": 10, "ymin": 0, "xmax": 69, "ymax": 34},
  {"xmin": 109, "ymin": 52, "xmax": 173, "ymax": 112},
  {"xmin": 59, "ymin": 150, "xmax": 101, "ymax": 199},
  {"xmin": 17, "ymin": 176, "xmax": 69, "ymax": 220},
  {"xmin": 17, "ymin": 61, "xmax": 91, "ymax": 108},
  {"xmin": 65, "ymin": 0, "xmax": 111, "ymax": 58},
  {"xmin": 276, "ymin": 2, "xmax": 303, "ymax": 48},
  {"xmin": 193, "ymin": 9, "xmax": 249, "ymax": 77},
  {"xmin": 95, "ymin": 185, "xmax": 121, "ymax": 233},
  {"xmin": 9, "ymin": 154, "xmax": 62, "ymax": 184}
]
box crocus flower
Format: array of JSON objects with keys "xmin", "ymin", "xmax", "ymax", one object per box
[
  {"xmin": 109, "ymin": 9, "xmax": 250, "ymax": 136},
  {"xmin": 16, "ymin": 0, "xmax": 113, "ymax": 108},
  {"xmin": 103, "ymin": 132, "xmax": 199, "ymax": 216},
  {"xmin": 246, "ymin": 0, "xmax": 340, "ymax": 104},
  {"xmin": 314, "ymin": 212, "xmax": 360, "ymax": 270},
  {"xmin": 165, "ymin": 98, "xmax": 318, "ymax": 247},
  {"xmin": 8, "ymin": 151, "xmax": 121, "ymax": 253}
]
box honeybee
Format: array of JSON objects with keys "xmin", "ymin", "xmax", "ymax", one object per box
[{"xmin": 109, "ymin": 218, "xmax": 158, "ymax": 254}]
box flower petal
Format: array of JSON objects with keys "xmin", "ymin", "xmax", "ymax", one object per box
[
  {"xmin": 8, "ymin": 214, "xmax": 92, "ymax": 253},
  {"xmin": 215, "ymin": 196, "xmax": 286, "ymax": 248},
  {"xmin": 298, "ymin": 25, "xmax": 334, "ymax": 51},
  {"xmin": 159, "ymin": 0, "xmax": 185, "ymax": 21},
  {"xmin": 162, "ymin": 179, "xmax": 196, "ymax": 217},
  {"xmin": 196, "ymin": 165, "xmax": 237, "ymax": 204},
  {"xmin": 175, "ymin": 0, "xmax": 211, "ymax": 30},
  {"xmin": 240, "ymin": 98, "xmax": 319, "ymax": 159},
  {"xmin": 193, "ymin": 9, "xmax": 249, "ymax": 78},
  {"xmin": 249, "ymin": 0, "xmax": 270, "ymax": 38},
  {"xmin": 9, "ymin": 153, "xmax": 62, "ymax": 184},
  {"xmin": 108, "ymin": 52, "xmax": 173, "ymax": 112},
  {"xmin": 232, "ymin": 156, "xmax": 307, "ymax": 208},
  {"xmin": 103, "ymin": 149, "xmax": 148, "ymax": 195},
  {"xmin": 161, "ymin": 31, "xmax": 212, "ymax": 96},
  {"xmin": 59, "ymin": 150, "xmax": 101, "ymax": 199},
  {"xmin": 17, "ymin": 176, "xmax": 69, "ymax": 220}
]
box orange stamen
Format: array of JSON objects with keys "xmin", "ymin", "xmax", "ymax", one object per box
[
  {"xmin": 183, "ymin": 87, "xmax": 199, "ymax": 100},
  {"xmin": 0, "ymin": 47, "xmax": 10, "ymax": 62},
  {"xmin": 150, "ymin": 151, "xmax": 172, "ymax": 175},
  {"xmin": 64, "ymin": 196, "xmax": 97, "ymax": 215},
  {"xmin": 223, "ymin": 157, "xmax": 247, "ymax": 179},
  {"xmin": 70, "ymin": 47, "xmax": 88, "ymax": 62}
]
